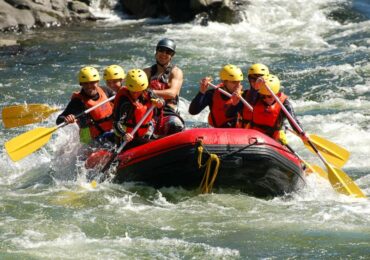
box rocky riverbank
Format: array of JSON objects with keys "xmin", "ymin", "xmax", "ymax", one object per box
[{"xmin": 0, "ymin": 0, "xmax": 250, "ymax": 33}]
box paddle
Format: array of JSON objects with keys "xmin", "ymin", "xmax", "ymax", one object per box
[
  {"xmin": 207, "ymin": 82, "xmax": 253, "ymax": 111},
  {"xmin": 208, "ymin": 82, "xmax": 326, "ymax": 178},
  {"xmin": 208, "ymin": 82, "xmax": 348, "ymax": 166},
  {"xmin": 285, "ymin": 144, "xmax": 328, "ymax": 180},
  {"xmin": 259, "ymin": 79, "xmax": 366, "ymax": 198},
  {"xmin": 286, "ymin": 127, "xmax": 349, "ymax": 168},
  {"xmin": 5, "ymin": 95, "xmax": 115, "ymax": 162},
  {"xmin": 2, "ymin": 104, "xmax": 60, "ymax": 128},
  {"xmin": 100, "ymin": 106, "xmax": 155, "ymax": 173}
]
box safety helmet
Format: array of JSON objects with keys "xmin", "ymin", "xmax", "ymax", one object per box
[
  {"xmin": 79, "ymin": 66, "xmax": 100, "ymax": 83},
  {"xmin": 248, "ymin": 63, "xmax": 269, "ymax": 76},
  {"xmin": 103, "ymin": 65, "xmax": 126, "ymax": 80},
  {"xmin": 219, "ymin": 64, "xmax": 244, "ymax": 81},
  {"xmin": 156, "ymin": 38, "xmax": 176, "ymax": 53},
  {"xmin": 259, "ymin": 74, "xmax": 280, "ymax": 95},
  {"xmin": 126, "ymin": 69, "xmax": 148, "ymax": 92}
]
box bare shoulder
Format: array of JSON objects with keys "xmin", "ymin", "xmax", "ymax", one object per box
[
  {"xmin": 143, "ymin": 66, "xmax": 151, "ymax": 78},
  {"xmin": 171, "ymin": 66, "xmax": 183, "ymax": 78}
]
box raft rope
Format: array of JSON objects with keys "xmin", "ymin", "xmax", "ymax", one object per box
[
  {"xmin": 196, "ymin": 138, "xmax": 306, "ymax": 192},
  {"xmin": 197, "ymin": 144, "xmax": 220, "ymax": 194},
  {"xmin": 196, "ymin": 139, "xmax": 258, "ymax": 194},
  {"xmin": 219, "ymin": 138, "xmax": 258, "ymax": 159}
]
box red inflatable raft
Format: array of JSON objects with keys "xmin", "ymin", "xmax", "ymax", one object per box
[{"xmin": 86, "ymin": 128, "xmax": 305, "ymax": 197}]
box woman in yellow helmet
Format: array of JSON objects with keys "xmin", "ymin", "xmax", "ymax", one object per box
[
  {"xmin": 228, "ymin": 63, "xmax": 270, "ymax": 128},
  {"xmin": 56, "ymin": 66, "xmax": 115, "ymax": 144},
  {"xmin": 113, "ymin": 69, "xmax": 164, "ymax": 148},
  {"xmin": 248, "ymin": 74, "xmax": 303, "ymax": 142},
  {"xmin": 103, "ymin": 65, "xmax": 126, "ymax": 93},
  {"xmin": 188, "ymin": 64, "xmax": 243, "ymax": 128}
]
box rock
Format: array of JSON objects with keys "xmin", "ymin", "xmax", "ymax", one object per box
[
  {"xmin": 0, "ymin": 0, "xmax": 95, "ymax": 31},
  {"xmin": 0, "ymin": 0, "xmax": 35, "ymax": 31},
  {"xmin": 0, "ymin": 39, "xmax": 18, "ymax": 46},
  {"xmin": 163, "ymin": 0, "xmax": 194, "ymax": 22},
  {"xmin": 0, "ymin": 39, "xmax": 22, "ymax": 57},
  {"xmin": 191, "ymin": 0, "xmax": 250, "ymax": 24},
  {"xmin": 0, "ymin": 0, "xmax": 251, "ymax": 32},
  {"xmin": 190, "ymin": 0, "xmax": 223, "ymax": 10},
  {"xmin": 120, "ymin": 0, "xmax": 249, "ymax": 24},
  {"xmin": 121, "ymin": 0, "xmax": 162, "ymax": 18}
]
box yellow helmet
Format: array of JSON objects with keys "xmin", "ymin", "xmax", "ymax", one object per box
[
  {"xmin": 219, "ymin": 64, "xmax": 243, "ymax": 81},
  {"xmin": 103, "ymin": 65, "xmax": 126, "ymax": 80},
  {"xmin": 248, "ymin": 63, "xmax": 269, "ymax": 76},
  {"xmin": 259, "ymin": 74, "xmax": 280, "ymax": 95},
  {"xmin": 126, "ymin": 69, "xmax": 148, "ymax": 92},
  {"xmin": 79, "ymin": 66, "xmax": 100, "ymax": 83}
]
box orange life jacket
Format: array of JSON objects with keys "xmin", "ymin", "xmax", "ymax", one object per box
[
  {"xmin": 250, "ymin": 93, "xmax": 288, "ymax": 139},
  {"xmin": 237, "ymin": 90, "xmax": 254, "ymax": 128},
  {"xmin": 208, "ymin": 83, "xmax": 237, "ymax": 128},
  {"xmin": 72, "ymin": 87, "xmax": 113, "ymax": 139},
  {"xmin": 114, "ymin": 87, "xmax": 153, "ymax": 137}
]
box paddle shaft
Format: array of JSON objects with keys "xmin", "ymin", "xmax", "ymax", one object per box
[
  {"xmin": 210, "ymin": 80, "xmax": 348, "ymax": 165},
  {"xmin": 53, "ymin": 95, "xmax": 116, "ymax": 132},
  {"xmin": 207, "ymin": 82, "xmax": 253, "ymax": 112},
  {"xmin": 5, "ymin": 95, "xmax": 116, "ymax": 162},
  {"xmin": 261, "ymin": 81, "xmax": 329, "ymax": 163},
  {"xmin": 261, "ymin": 79, "xmax": 365, "ymax": 197},
  {"xmin": 210, "ymin": 81, "xmax": 334, "ymax": 163},
  {"xmin": 76, "ymin": 95, "xmax": 115, "ymax": 118},
  {"xmin": 101, "ymin": 106, "xmax": 155, "ymax": 173}
]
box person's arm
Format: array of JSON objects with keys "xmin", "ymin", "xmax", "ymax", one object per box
[
  {"xmin": 283, "ymin": 99, "xmax": 302, "ymax": 133},
  {"xmin": 188, "ymin": 90, "xmax": 214, "ymax": 115},
  {"xmin": 153, "ymin": 67, "xmax": 183, "ymax": 99},
  {"xmin": 113, "ymin": 96, "xmax": 133, "ymax": 138},
  {"xmin": 143, "ymin": 67, "xmax": 151, "ymax": 81},
  {"xmin": 56, "ymin": 98, "xmax": 86, "ymax": 125}
]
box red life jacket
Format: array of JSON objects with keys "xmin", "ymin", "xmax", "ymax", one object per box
[
  {"xmin": 149, "ymin": 64, "xmax": 179, "ymax": 109},
  {"xmin": 250, "ymin": 93, "xmax": 288, "ymax": 139},
  {"xmin": 208, "ymin": 83, "xmax": 237, "ymax": 128},
  {"xmin": 114, "ymin": 87, "xmax": 153, "ymax": 137},
  {"xmin": 72, "ymin": 87, "xmax": 113, "ymax": 139},
  {"xmin": 237, "ymin": 90, "xmax": 254, "ymax": 128}
]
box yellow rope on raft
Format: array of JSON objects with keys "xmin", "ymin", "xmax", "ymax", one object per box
[{"xmin": 197, "ymin": 145, "xmax": 220, "ymax": 194}]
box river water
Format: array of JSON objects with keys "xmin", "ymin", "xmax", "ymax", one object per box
[{"xmin": 1, "ymin": 0, "xmax": 369, "ymax": 258}]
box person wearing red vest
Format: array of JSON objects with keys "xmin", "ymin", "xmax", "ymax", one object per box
[
  {"xmin": 103, "ymin": 64, "xmax": 126, "ymax": 93},
  {"xmin": 56, "ymin": 66, "xmax": 115, "ymax": 144},
  {"xmin": 188, "ymin": 64, "xmax": 243, "ymax": 128},
  {"xmin": 143, "ymin": 38, "xmax": 185, "ymax": 137},
  {"xmin": 113, "ymin": 69, "xmax": 164, "ymax": 148},
  {"xmin": 249, "ymin": 74, "xmax": 302, "ymax": 142},
  {"xmin": 231, "ymin": 63, "xmax": 270, "ymax": 128}
]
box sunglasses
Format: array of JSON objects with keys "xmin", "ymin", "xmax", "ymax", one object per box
[
  {"xmin": 157, "ymin": 47, "xmax": 174, "ymax": 55},
  {"xmin": 262, "ymin": 95, "xmax": 273, "ymax": 99}
]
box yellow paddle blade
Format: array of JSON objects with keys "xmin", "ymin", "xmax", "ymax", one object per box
[
  {"xmin": 310, "ymin": 165, "xmax": 329, "ymax": 180},
  {"xmin": 288, "ymin": 129, "xmax": 350, "ymax": 167},
  {"xmin": 5, "ymin": 126, "xmax": 57, "ymax": 161},
  {"xmin": 326, "ymin": 164, "xmax": 366, "ymax": 198},
  {"xmin": 303, "ymin": 160, "xmax": 329, "ymax": 180},
  {"xmin": 310, "ymin": 134, "xmax": 350, "ymax": 162},
  {"xmin": 304, "ymin": 134, "xmax": 350, "ymax": 168},
  {"xmin": 2, "ymin": 104, "xmax": 59, "ymax": 128}
]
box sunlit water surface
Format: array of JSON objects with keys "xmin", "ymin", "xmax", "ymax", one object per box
[{"xmin": 1, "ymin": 0, "xmax": 369, "ymax": 258}]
